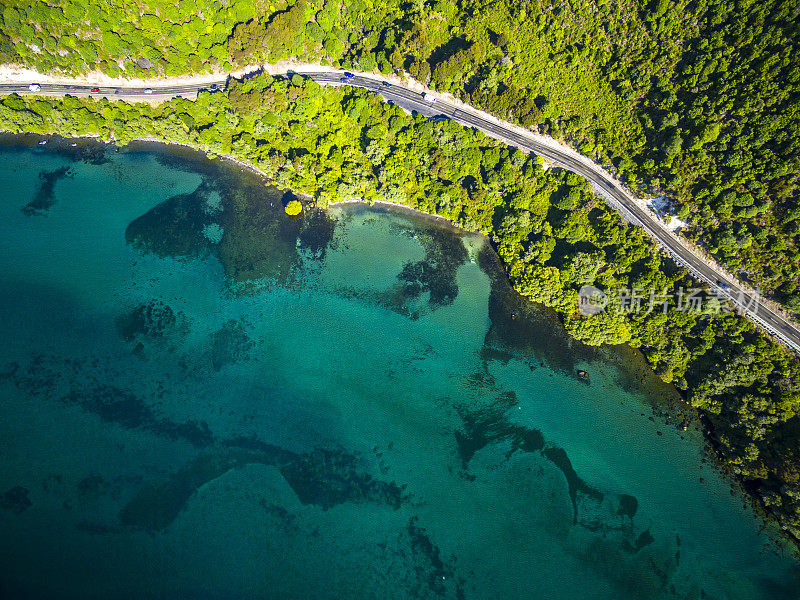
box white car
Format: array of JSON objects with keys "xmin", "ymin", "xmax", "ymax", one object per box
[
  {"xmin": 422, "ymin": 92, "xmax": 436, "ymax": 103},
  {"xmin": 28, "ymin": 83, "xmax": 41, "ymax": 92},
  {"xmin": 144, "ymin": 88, "xmax": 153, "ymax": 94}
]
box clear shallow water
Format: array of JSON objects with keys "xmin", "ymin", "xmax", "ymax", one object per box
[{"xmin": 0, "ymin": 140, "xmax": 797, "ymax": 600}]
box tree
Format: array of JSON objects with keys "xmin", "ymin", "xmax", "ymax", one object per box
[
  {"xmin": 284, "ymin": 199, "xmax": 303, "ymax": 215},
  {"xmin": 565, "ymin": 312, "xmax": 632, "ymax": 346},
  {"xmin": 409, "ymin": 59, "xmax": 430, "ymax": 84}
]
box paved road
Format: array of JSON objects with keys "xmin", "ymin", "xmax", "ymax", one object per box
[
  {"xmin": 6, "ymin": 73, "xmax": 800, "ymax": 352},
  {"xmin": 0, "ymin": 81, "xmax": 222, "ymax": 97}
]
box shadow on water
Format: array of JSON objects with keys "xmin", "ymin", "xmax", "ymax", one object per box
[
  {"xmin": 123, "ymin": 142, "xmax": 339, "ymax": 291},
  {"xmin": 476, "ymin": 242, "xmax": 601, "ymax": 377},
  {"xmin": 0, "ymin": 133, "xmax": 112, "ymax": 165},
  {"xmin": 298, "ymin": 204, "xmax": 338, "ymax": 260},
  {"xmin": 476, "ymin": 241, "xmax": 686, "ymax": 413}
]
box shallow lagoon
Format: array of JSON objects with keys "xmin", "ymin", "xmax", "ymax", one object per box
[{"xmin": 0, "ymin": 140, "xmax": 797, "ymax": 599}]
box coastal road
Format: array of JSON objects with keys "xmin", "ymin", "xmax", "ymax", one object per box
[
  {"xmin": 5, "ymin": 72, "xmax": 800, "ymax": 353},
  {"xmin": 0, "ymin": 81, "xmax": 221, "ymax": 98}
]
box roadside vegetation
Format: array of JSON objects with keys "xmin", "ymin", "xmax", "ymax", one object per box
[
  {"xmin": 2, "ymin": 75, "xmax": 800, "ymax": 546},
  {"xmin": 1, "ymin": 0, "xmax": 799, "ymax": 313}
]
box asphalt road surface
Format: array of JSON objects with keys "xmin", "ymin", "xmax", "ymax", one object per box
[{"xmin": 5, "ymin": 72, "xmax": 800, "ymax": 352}]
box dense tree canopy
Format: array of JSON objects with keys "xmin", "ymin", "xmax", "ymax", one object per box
[
  {"xmin": 3, "ymin": 0, "xmax": 800, "ymax": 552},
  {"xmin": 2, "ymin": 76, "xmax": 799, "ymax": 544},
  {"xmin": 2, "ymin": 0, "xmax": 799, "ymax": 313}
]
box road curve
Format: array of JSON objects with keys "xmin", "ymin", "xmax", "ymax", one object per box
[{"xmin": 5, "ymin": 72, "xmax": 800, "ymax": 353}]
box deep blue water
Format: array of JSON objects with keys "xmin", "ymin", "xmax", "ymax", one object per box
[{"xmin": 0, "ymin": 139, "xmax": 797, "ymax": 599}]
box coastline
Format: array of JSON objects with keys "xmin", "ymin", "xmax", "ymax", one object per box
[
  {"xmin": 2, "ymin": 129, "xmax": 797, "ymax": 557},
  {"xmin": 0, "ymin": 130, "xmax": 314, "ymax": 201},
  {"xmin": 0, "ymin": 132, "xmax": 741, "ymax": 418},
  {"xmin": 0, "ymin": 64, "xmax": 791, "ymax": 328},
  {"xmin": 328, "ymin": 198, "xmax": 461, "ymax": 228},
  {"xmin": 0, "ymin": 131, "xmax": 740, "ymax": 409}
]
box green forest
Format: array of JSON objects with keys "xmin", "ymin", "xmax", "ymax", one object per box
[
  {"xmin": 1, "ymin": 0, "xmax": 799, "ymax": 313},
  {"xmin": 2, "ymin": 75, "xmax": 800, "ymax": 545}
]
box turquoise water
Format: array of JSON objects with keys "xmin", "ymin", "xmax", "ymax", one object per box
[{"xmin": 0, "ymin": 139, "xmax": 797, "ymax": 599}]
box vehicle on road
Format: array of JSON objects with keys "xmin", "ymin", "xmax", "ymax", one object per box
[
  {"xmin": 90, "ymin": 88, "xmax": 100, "ymax": 93},
  {"xmin": 381, "ymin": 81, "xmax": 391, "ymax": 87},
  {"xmin": 144, "ymin": 88, "xmax": 153, "ymax": 95},
  {"xmin": 422, "ymin": 92, "xmax": 436, "ymax": 103},
  {"xmin": 716, "ymin": 280, "xmax": 731, "ymax": 291},
  {"xmin": 343, "ymin": 72, "xmax": 355, "ymax": 78},
  {"xmin": 209, "ymin": 83, "xmax": 220, "ymax": 92},
  {"xmin": 339, "ymin": 77, "xmax": 348, "ymax": 83},
  {"xmin": 28, "ymin": 83, "xmax": 41, "ymax": 92}
]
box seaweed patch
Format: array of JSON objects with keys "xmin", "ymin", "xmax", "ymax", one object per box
[
  {"xmin": 280, "ymin": 447, "xmax": 408, "ymax": 511},
  {"xmin": 404, "ymin": 516, "xmax": 463, "ymax": 598},
  {"xmin": 454, "ymin": 402, "xmax": 544, "ymax": 469},
  {"xmin": 6, "ymin": 355, "xmax": 213, "ymax": 448},
  {"xmin": 210, "ymin": 318, "xmax": 253, "ymax": 371},
  {"xmin": 116, "ymin": 300, "xmax": 190, "ymax": 342},
  {"xmin": 120, "ymin": 443, "xmax": 410, "ymax": 531},
  {"xmin": 398, "ymin": 226, "xmax": 467, "ymax": 306},
  {"xmin": 21, "ymin": 166, "xmax": 72, "ymax": 216},
  {"xmin": 0, "ymin": 486, "xmax": 32, "ymax": 514},
  {"xmin": 64, "ymin": 384, "xmax": 214, "ymax": 447},
  {"xmin": 542, "ymin": 446, "xmax": 604, "ymax": 524}
]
